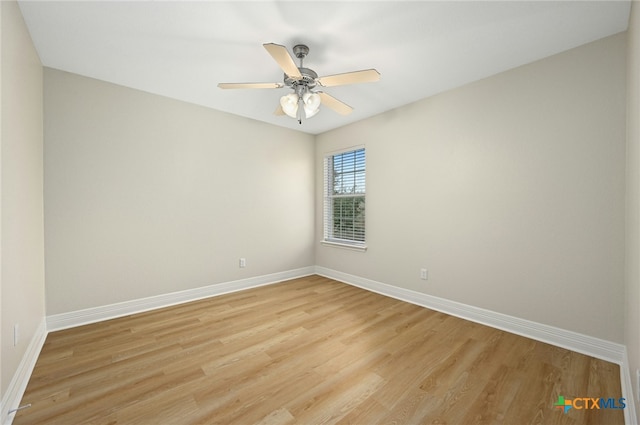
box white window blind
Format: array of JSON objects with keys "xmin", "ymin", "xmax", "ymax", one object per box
[{"xmin": 323, "ymin": 148, "xmax": 366, "ymax": 246}]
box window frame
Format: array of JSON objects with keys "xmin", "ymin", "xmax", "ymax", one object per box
[{"xmin": 322, "ymin": 146, "xmax": 367, "ymax": 251}]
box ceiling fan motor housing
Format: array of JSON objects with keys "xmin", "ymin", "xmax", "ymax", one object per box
[
  {"xmin": 284, "ymin": 44, "xmax": 317, "ymax": 89},
  {"xmin": 284, "ymin": 67, "xmax": 317, "ymax": 89}
]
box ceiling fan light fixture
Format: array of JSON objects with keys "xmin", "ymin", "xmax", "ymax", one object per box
[
  {"xmin": 303, "ymin": 92, "xmax": 321, "ymax": 111},
  {"xmin": 301, "ymin": 91, "xmax": 321, "ymax": 119},
  {"xmin": 304, "ymin": 104, "xmax": 320, "ymax": 119},
  {"xmin": 280, "ymin": 93, "xmax": 299, "ymax": 118}
]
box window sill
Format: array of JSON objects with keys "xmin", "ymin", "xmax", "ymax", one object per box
[{"xmin": 321, "ymin": 241, "xmax": 368, "ymax": 252}]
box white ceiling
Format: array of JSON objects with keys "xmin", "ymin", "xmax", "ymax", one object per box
[{"xmin": 18, "ymin": 1, "xmax": 631, "ymax": 135}]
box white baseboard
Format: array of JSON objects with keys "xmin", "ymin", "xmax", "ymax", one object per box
[
  {"xmin": 1, "ymin": 319, "xmax": 47, "ymax": 425},
  {"xmin": 315, "ymin": 267, "xmax": 638, "ymax": 424},
  {"xmin": 315, "ymin": 267, "xmax": 638, "ymax": 423},
  {"xmin": 621, "ymin": 349, "xmax": 638, "ymax": 425},
  {"xmin": 3, "ymin": 267, "xmax": 311, "ymax": 425},
  {"xmin": 47, "ymin": 266, "xmax": 315, "ymax": 331},
  {"xmin": 316, "ymin": 266, "xmax": 626, "ymax": 360},
  {"xmin": 19, "ymin": 267, "xmax": 636, "ymax": 425}
]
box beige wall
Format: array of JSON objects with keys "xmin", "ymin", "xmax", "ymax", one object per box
[
  {"xmin": 43, "ymin": 69, "xmax": 315, "ymax": 315},
  {"xmin": 1, "ymin": 0, "xmax": 45, "ymax": 398},
  {"xmin": 316, "ymin": 33, "xmax": 627, "ymax": 343},
  {"xmin": 626, "ymin": 0, "xmax": 640, "ymax": 412}
]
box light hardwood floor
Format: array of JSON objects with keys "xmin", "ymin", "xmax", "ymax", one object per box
[{"xmin": 15, "ymin": 275, "xmax": 623, "ymax": 424}]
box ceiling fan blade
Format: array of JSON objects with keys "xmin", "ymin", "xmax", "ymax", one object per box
[
  {"xmin": 274, "ymin": 104, "xmax": 285, "ymax": 116},
  {"xmin": 317, "ymin": 69, "xmax": 380, "ymax": 87},
  {"xmin": 218, "ymin": 82, "xmax": 284, "ymax": 89},
  {"xmin": 318, "ymin": 92, "xmax": 353, "ymax": 115},
  {"xmin": 263, "ymin": 43, "xmax": 302, "ymax": 79}
]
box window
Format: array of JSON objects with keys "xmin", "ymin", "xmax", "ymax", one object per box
[{"xmin": 323, "ymin": 147, "xmax": 366, "ymax": 249}]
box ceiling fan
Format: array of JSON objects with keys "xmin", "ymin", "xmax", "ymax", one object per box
[{"xmin": 218, "ymin": 43, "xmax": 380, "ymax": 124}]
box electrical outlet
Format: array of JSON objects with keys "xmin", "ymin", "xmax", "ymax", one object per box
[
  {"xmin": 239, "ymin": 258, "xmax": 246, "ymax": 268},
  {"xmin": 420, "ymin": 268, "xmax": 428, "ymax": 280},
  {"xmin": 13, "ymin": 324, "xmax": 19, "ymax": 347}
]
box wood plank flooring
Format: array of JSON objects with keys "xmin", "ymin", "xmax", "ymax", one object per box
[{"xmin": 14, "ymin": 275, "xmax": 623, "ymax": 424}]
